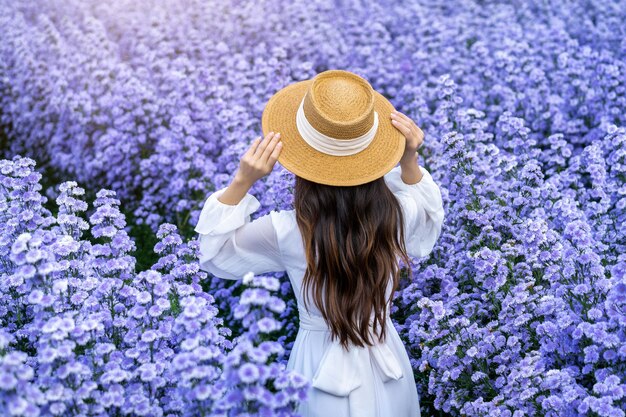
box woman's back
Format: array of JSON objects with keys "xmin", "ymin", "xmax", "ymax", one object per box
[
  {"xmin": 270, "ymin": 208, "xmax": 395, "ymax": 318},
  {"xmin": 270, "ymin": 207, "xmax": 419, "ymax": 417},
  {"xmin": 195, "ymin": 164, "xmax": 444, "ymax": 417}
]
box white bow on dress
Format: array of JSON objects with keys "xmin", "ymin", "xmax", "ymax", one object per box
[{"xmin": 299, "ymin": 309, "xmax": 404, "ymax": 417}]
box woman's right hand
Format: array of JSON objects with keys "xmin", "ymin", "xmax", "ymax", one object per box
[
  {"xmin": 234, "ymin": 131, "xmax": 283, "ymax": 187},
  {"xmin": 390, "ymin": 110, "xmax": 424, "ymax": 162}
]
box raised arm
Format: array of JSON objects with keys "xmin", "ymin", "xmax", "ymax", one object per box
[
  {"xmin": 384, "ymin": 163, "xmax": 444, "ymax": 258},
  {"xmin": 195, "ymin": 189, "xmax": 284, "ymax": 279},
  {"xmin": 195, "ymin": 130, "xmax": 284, "ymax": 279},
  {"xmin": 387, "ymin": 110, "xmax": 445, "ymax": 257}
]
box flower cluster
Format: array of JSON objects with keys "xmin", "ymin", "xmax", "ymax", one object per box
[
  {"xmin": 0, "ymin": 156, "xmax": 307, "ymax": 416},
  {"xmin": 213, "ymin": 273, "xmax": 308, "ymax": 416}
]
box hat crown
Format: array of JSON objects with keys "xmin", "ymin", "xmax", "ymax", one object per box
[{"xmin": 302, "ymin": 70, "xmax": 376, "ymax": 140}]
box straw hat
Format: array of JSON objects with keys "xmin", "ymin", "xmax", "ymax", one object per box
[{"xmin": 261, "ymin": 69, "xmax": 405, "ymax": 186}]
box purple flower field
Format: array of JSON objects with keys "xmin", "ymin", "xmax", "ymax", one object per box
[{"xmin": 1, "ymin": 0, "xmax": 625, "ymax": 416}]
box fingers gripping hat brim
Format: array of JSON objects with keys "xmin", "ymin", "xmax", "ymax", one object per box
[{"xmin": 261, "ymin": 79, "xmax": 406, "ymax": 186}]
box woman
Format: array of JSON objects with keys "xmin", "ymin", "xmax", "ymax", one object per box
[{"xmin": 194, "ymin": 70, "xmax": 445, "ymax": 417}]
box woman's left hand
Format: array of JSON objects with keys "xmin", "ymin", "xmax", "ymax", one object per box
[
  {"xmin": 234, "ymin": 131, "xmax": 283, "ymax": 187},
  {"xmin": 390, "ymin": 110, "xmax": 424, "ymax": 162}
]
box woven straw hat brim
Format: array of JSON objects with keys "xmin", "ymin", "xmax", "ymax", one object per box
[{"xmin": 261, "ymin": 79, "xmax": 405, "ymax": 186}]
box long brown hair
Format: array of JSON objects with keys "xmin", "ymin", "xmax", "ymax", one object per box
[{"xmin": 294, "ymin": 175, "xmax": 412, "ymax": 350}]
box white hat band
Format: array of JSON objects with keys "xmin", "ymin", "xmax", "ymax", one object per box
[{"xmin": 296, "ymin": 97, "xmax": 379, "ymax": 156}]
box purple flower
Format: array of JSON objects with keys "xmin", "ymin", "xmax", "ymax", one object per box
[{"xmin": 238, "ymin": 363, "xmax": 260, "ymax": 384}]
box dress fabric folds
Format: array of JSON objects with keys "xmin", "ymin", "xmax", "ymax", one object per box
[{"xmin": 195, "ymin": 165, "xmax": 445, "ymax": 417}]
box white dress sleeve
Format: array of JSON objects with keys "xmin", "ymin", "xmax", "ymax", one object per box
[
  {"xmin": 194, "ymin": 187, "xmax": 285, "ymax": 280},
  {"xmin": 383, "ymin": 165, "xmax": 445, "ymax": 258}
]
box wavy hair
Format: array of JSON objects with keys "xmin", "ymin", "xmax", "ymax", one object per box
[{"xmin": 294, "ymin": 175, "xmax": 412, "ymax": 350}]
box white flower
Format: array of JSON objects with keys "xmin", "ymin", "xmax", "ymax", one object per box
[{"xmin": 243, "ymin": 271, "xmax": 254, "ymax": 285}]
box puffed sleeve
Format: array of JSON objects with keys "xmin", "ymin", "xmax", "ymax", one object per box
[
  {"xmin": 383, "ymin": 165, "xmax": 445, "ymax": 258},
  {"xmin": 194, "ymin": 187, "xmax": 285, "ymax": 280}
]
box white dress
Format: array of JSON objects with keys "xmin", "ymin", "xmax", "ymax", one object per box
[{"xmin": 194, "ymin": 165, "xmax": 445, "ymax": 417}]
